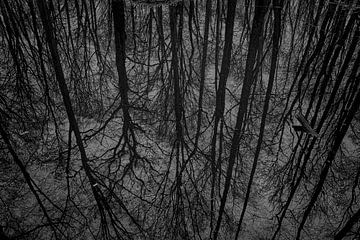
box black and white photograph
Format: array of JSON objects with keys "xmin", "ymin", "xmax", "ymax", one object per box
[{"xmin": 0, "ymin": 0, "xmax": 360, "ymax": 239}]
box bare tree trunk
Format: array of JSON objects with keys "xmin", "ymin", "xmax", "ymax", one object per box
[
  {"xmin": 213, "ymin": 0, "xmax": 269, "ymax": 239},
  {"xmin": 36, "ymin": 0, "xmax": 107, "ymax": 233},
  {"xmin": 214, "ymin": 0, "xmax": 222, "ymax": 92},
  {"xmin": 131, "ymin": 5, "xmax": 137, "ymax": 57},
  {"xmin": 170, "ymin": 3, "xmax": 188, "ymax": 239},
  {"xmin": 334, "ymin": 207, "xmax": 360, "ymax": 240},
  {"xmin": 235, "ymin": 0, "xmax": 283, "ymax": 238},
  {"xmin": 147, "ymin": 8, "xmax": 153, "ymax": 94},
  {"xmin": 112, "ymin": 0, "xmax": 133, "ymax": 135},
  {"xmin": 195, "ymin": 0, "xmax": 212, "ymax": 145},
  {"xmin": 170, "ymin": 5, "xmax": 183, "ymax": 144},
  {"xmin": 209, "ymin": 0, "xmax": 238, "ymax": 236}
]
